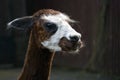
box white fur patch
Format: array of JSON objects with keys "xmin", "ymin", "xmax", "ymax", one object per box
[{"xmin": 41, "ymin": 13, "xmax": 81, "ymax": 51}]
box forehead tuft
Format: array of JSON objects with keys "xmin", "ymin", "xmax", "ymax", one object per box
[
  {"xmin": 33, "ymin": 9, "xmax": 60, "ymax": 17},
  {"xmin": 41, "ymin": 13, "xmax": 75, "ymax": 23}
]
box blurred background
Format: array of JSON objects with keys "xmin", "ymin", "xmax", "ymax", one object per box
[{"xmin": 0, "ymin": 0, "xmax": 120, "ymax": 80}]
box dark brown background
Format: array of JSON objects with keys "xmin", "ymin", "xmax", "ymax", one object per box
[{"xmin": 0, "ymin": 0, "xmax": 119, "ymax": 76}]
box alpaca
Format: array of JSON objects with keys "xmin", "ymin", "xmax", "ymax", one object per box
[{"xmin": 7, "ymin": 9, "xmax": 82, "ymax": 80}]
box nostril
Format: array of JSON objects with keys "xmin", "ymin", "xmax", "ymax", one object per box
[{"xmin": 70, "ymin": 36, "xmax": 79, "ymax": 42}]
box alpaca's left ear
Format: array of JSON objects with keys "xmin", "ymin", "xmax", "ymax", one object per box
[{"xmin": 7, "ymin": 16, "xmax": 33, "ymax": 30}]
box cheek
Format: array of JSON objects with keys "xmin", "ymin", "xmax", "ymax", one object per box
[
  {"xmin": 38, "ymin": 32, "xmax": 49, "ymax": 42},
  {"xmin": 37, "ymin": 27, "xmax": 50, "ymax": 43}
]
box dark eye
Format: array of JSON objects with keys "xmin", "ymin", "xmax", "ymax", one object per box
[{"xmin": 44, "ymin": 22, "xmax": 58, "ymax": 34}]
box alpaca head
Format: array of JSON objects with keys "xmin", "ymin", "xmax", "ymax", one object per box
[{"xmin": 7, "ymin": 9, "xmax": 83, "ymax": 53}]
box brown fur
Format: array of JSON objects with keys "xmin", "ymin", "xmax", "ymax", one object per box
[{"xmin": 18, "ymin": 29, "xmax": 55, "ymax": 80}]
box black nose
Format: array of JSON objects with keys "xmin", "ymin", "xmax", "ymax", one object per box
[{"xmin": 70, "ymin": 36, "xmax": 79, "ymax": 42}]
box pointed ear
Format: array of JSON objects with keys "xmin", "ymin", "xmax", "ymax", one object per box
[{"xmin": 7, "ymin": 16, "xmax": 33, "ymax": 30}]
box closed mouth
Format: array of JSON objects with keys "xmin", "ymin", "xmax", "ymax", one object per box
[{"xmin": 59, "ymin": 37, "xmax": 82, "ymax": 53}]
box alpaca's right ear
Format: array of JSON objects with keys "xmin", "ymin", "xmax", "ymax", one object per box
[{"xmin": 7, "ymin": 16, "xmax": 34, "ymax": 30}]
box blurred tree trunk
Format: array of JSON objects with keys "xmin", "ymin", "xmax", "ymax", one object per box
[
  {"xmin": 85, "ymin": 0, "xmax": 108, "ymax": 71},
  {"xmin": 86, "ymin": 0, "xmax": 120, "ymax": 76}
]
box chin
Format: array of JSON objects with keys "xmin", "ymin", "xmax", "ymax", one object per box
[{"xmin": 60, "ymin": 47, "xmax": 80, "ymax": 54}]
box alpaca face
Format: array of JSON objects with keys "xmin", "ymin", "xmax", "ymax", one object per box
[
  {"xmin": 40, "ymin": 13, "xmax": 82, "ymax": 53},
  {"xmin": 7, "ymin": 9, "xmax": 83, "ymax": 53}
]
